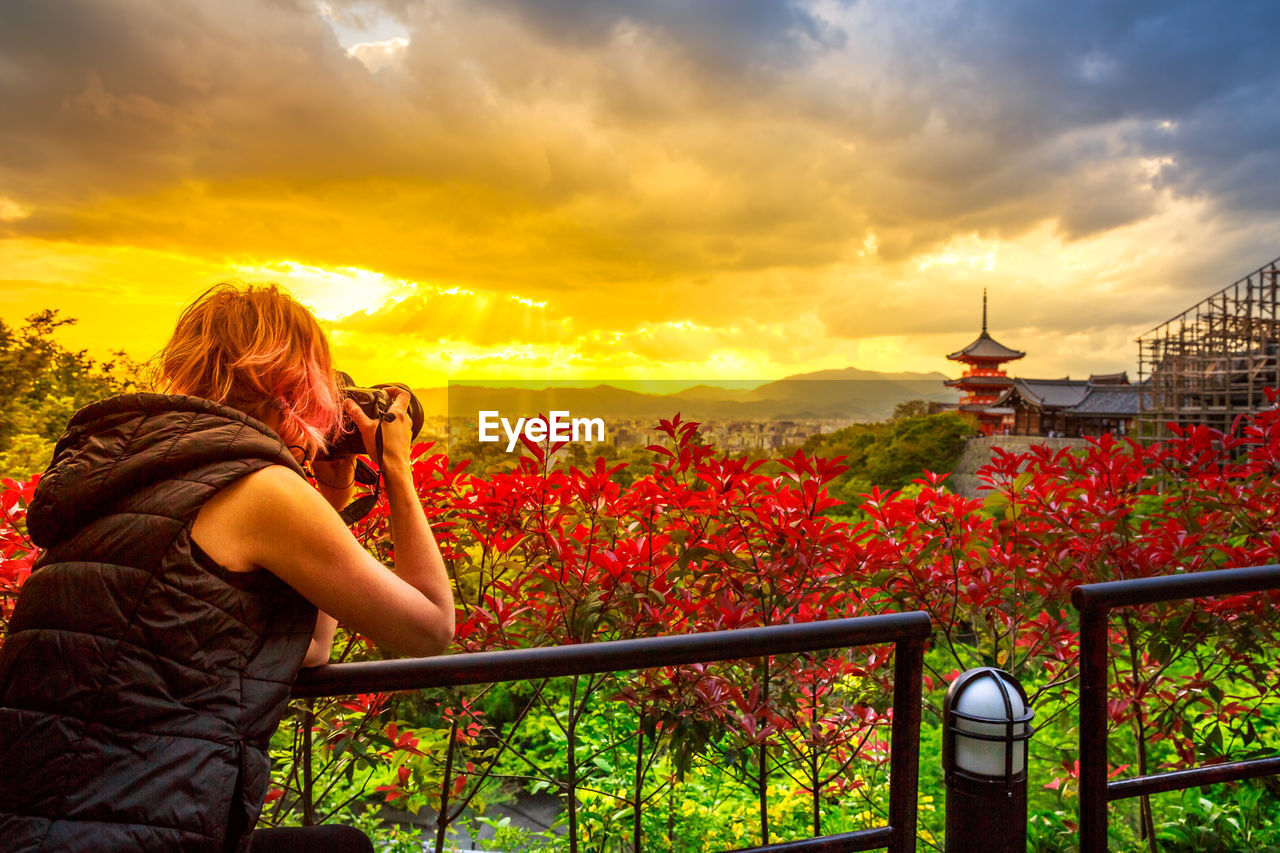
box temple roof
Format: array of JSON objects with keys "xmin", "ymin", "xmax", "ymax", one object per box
[
  {"xmin": 995, "ymin": 378, "xmax": 1090, "ymax": 410},
  {"xmin": 1069, "ymin": 385, "xmax": 1149, "ymax": 417},
  {"xmin": 994, "ymin": 377, "xmax": 1151, "ymax": 416},
  {"xmin": 946, "ymin": 331, "xmax": 1027, "ymax": 362}
]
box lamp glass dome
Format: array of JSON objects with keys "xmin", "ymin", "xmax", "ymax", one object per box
[{"xmin": 952, "ymin": 669, "xmax": 1030, "ymax": 778}]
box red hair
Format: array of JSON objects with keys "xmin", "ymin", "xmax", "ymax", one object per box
[{"xmin": 153, "ymin": 282, "xmax": 341, "ymax": 455}]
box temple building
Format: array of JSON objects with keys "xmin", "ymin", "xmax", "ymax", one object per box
[
  {"xmin": 945, "ymin": 291, "xmax": 1025, "ymax": 435},
  {"xmin": 994, "ymin": 373, "xmax": 1143, "ymax": 437}
]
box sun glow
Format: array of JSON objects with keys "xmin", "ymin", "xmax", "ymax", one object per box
[
  {"xmin": 915, "ymin": 236, "xmax": 999, "ymax": 273},
  {"xmin": 229, "ymin": 260, "xmax": 418, "ymax": 321}
]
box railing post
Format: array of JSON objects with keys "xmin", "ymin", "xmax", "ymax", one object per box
[
  {"xmin": 1076, "ymin": 596, "xmax": 1110, "ymax": 853},
  {"xmin": 887, "ymin": 636, "xmax": 924, "ymax": 853},
  {"xmin": 302, "ymin": 700, "xmax": 316, "ymax": 827}
]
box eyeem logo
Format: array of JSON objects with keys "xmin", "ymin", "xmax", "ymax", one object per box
[{"xmin": 478, "ymin": 411, "xmax": 606, "ymax": 452}]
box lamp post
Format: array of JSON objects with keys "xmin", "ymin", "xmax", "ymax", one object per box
[{"xmin": 943, "ymin": 667, "xmax": 1034, "ymax": 853}]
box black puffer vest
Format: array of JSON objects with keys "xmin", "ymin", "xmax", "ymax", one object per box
[{"xmin": 0, "ymin": 394, "xmax": 319, "ymax": 852}]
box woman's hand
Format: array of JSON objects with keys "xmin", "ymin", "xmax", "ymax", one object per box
[
  {"xmin": 314, "ymin": 390, "xmax": 414, "ymax": 511},
  {"xmin": 348, "ymin": 388, "xmax": 415, "ymax": 471}
]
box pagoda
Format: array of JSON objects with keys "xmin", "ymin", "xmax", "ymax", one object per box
[{"xmin": 945, "ymin": 290, "xmax": 1025, "ymax": 435}]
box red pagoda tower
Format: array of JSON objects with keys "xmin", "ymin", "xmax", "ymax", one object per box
[{"xmin": 946, "ymin": 290, "xmax": 1025, "ymax": 435}]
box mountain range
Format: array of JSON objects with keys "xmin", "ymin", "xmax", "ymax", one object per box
[{"xmin": 411, "ymin": 367, "xmax": 954, "ymax": 424}]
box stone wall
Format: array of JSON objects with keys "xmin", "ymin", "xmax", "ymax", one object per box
[{"xmin": 948, "ymin": 435, "xmax": 1088, "ymax": 498}]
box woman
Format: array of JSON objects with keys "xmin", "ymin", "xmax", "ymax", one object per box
[{"xmin": 0, "ymin": 283, "xmax": 455, "ymax": 852}]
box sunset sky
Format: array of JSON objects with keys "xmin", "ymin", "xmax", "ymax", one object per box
[{"xmin": 2, "ymin": 1, "xmax": 1279, "ymax": 390}]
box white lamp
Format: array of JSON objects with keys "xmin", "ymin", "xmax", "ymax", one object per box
[{"xmin": 942, "ymin": 668, "xmax": 1034, "ymax": 852}]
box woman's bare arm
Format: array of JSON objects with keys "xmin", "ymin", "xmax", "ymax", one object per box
[
  {"xmin": 229, "ymin": 465, "xmax": 454, "ymax": 658},
  {"xmin": 302, "ymin": 611, "xmax": 339, "ymax": 667},
  {"xmin": 302, "ymin": 454, "xmax": 357, "ymax": 666}
]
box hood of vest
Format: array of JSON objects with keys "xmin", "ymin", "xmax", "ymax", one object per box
[{"xmin": 27, "ymin": 393, "xmax": 307, "ymax": 549}]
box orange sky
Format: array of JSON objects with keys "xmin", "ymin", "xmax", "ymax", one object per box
[{"xmin": 3, "ymin": 0, "xmax": 1278, "ymax": 389}]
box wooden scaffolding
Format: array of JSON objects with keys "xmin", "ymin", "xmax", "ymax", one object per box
[{"xmin": 1137, "ymin": 255, "xmax": 1280, "ymax": 437}]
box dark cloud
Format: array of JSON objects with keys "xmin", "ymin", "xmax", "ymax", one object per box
[
  {"xmin": 1, "ymin": 0, "xmax": 1277, "ymax": 283},
  {"xmin": 866, "ymin": 1, "xmax": 1278, "ymax": 139},
  {"xmin": 830, "ymin": 0, "xmax": 1280, "ymax": 231},
  {"xmin": 1139, "ymin": 84, "xmax": 1280, "ymax": 217},
  {"xmin": 471, "ymin": 0, "xmax": 842, "ymax": 71},
  {"xmin": 0, "ymin": 0, "xmax": 385, "ymax": 204}
]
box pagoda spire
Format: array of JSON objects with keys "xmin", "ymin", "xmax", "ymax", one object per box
[{"xmin": 982, "ymin": 288, "xmax": 988, "ymax": 334}]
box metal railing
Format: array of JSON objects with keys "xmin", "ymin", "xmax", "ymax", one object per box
[
  {"xmin": 1072, "ymin": 564, "xmax": 1280, "ymax": 852},
  {"xmin": 293, "ymin": 612, "xmax": 932, "ymax": 853}
]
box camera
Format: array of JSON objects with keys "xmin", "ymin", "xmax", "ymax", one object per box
[{"xmin": 320, "ymin": 371, "xmax": 425, "ymax": 459}]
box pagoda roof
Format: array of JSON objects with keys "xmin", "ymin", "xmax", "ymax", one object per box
[
  {"xmin": 946, "ymin": 331, "xmax": 1026, "ymax": 362},
  {"xmin": 947, "ymin": 289, "xmax": 1025, "ymax": 362},
  {"xmin": 944, "ymin": 375, "xmax": 1015, "ymax": 388},
  {"xmin": 957, "ymin": 403, "xmax": 1014, "ymax": 416}
]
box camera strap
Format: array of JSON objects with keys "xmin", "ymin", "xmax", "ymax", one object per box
[{"xmin": 337, "ymin": 417, "xmax": 394, "ymax": 526}]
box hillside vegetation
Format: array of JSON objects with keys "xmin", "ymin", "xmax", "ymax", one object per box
[
  {"xmin": 799, "ymin": 403, "xmax": 978, "ymax": 508},
  {"xmin": 0, "ymin": 311, "xmax": 138, "ymax": 478}
]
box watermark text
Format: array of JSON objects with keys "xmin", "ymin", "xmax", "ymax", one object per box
[{"xmin": 478, "ymin": 410, "xmax": 606, "ymax": 452}]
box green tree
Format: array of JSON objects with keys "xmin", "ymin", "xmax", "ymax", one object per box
[
  {"xmin": 891, "ymin": 398, "xmax": 933, "ymax": 420},
  {"xmin": 864, "ymin": 411, "xmax": 974, "ymax": 487},
  {"xmin": 801, "ymin": 411, "xmax": 977, "ymax": 509},
  {"xmin": 0, "ymin": 310, "xmax": 139, "ymax": 477}
]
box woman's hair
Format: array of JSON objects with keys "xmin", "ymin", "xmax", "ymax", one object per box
[{"xmin": 153, "ymin": 282, "xmax": 342, "ymax": 455}]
